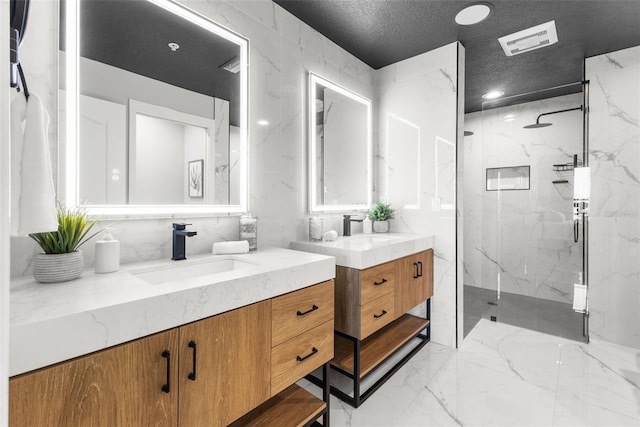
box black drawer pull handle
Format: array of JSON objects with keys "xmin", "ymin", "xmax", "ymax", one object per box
[
  {"xmin": 296, "ymin": 347, "xmax": 318, "ymax": 362},
  {"xmin": 418, "ymin": 261, "xmax": 423, "ymax": 277},
  {"xmin": 413, "ymin": 262, "xmax": 419, "ymax": 279},
  {"xmin": 297, "ymin": 304, "xmax": 319, "ymax": 316},
  {"xmin": 188, "ymin": 341, "xmax": 197, "ymax": 381},
  {"xmin": 374, "ymin": 310, "xmax": 388, "ymax": 319},
  {"xmin": 161, "ymin": 350, "xmax": 171, "ymax": 393},
  {"xmin": 373, "ymin": 278, "xmax": 387, "ymax": 286}
]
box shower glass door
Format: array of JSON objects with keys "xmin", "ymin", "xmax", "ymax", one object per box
[{"xmin": 463, "ymin": 82, "xmax": 588, "ymax": 341}]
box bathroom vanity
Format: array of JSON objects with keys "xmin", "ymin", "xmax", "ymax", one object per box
[
  {"xmin": 291, "ymin": 233, "xmax": 434, "ymax": 407},
  {"xmin": 9, "ymin": 248, "xmax": 335, "ymax": 426}
]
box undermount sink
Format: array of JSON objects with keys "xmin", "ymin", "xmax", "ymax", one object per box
[{"xmin": 131, "ymin": 256, "xmax": 258, "ymax": 285}]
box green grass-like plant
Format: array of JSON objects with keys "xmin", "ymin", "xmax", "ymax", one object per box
[
  {"xmin": 29, "ymin": 204, "xmax": 101, "ymax": 254},
  {"xmin": 368, "ymin": 202, "xmax": 395, "ymax": 221}
]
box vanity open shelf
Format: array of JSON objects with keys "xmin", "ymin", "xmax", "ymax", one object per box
[
  {"xmin": 230, "ymin": 373, "xmax": 329, "ymax": 427},
  {"xmin": 332, "ymin": 314, "xmax": 430, "ymax": 377},
  {"xmin": 326, "ymin": 311, "xmax": 430, "ymax": 407}
]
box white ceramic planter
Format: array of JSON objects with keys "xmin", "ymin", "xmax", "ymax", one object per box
[
  {"xmin": 33, "ymin": 251, "xmax": 84, "ymax": 283},
  {"xmin": 373, "ymin": 220, "xmax": 389, "ymax": 233}
]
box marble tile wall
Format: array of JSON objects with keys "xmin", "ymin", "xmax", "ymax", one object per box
[
  {"xmin": 464, "ymin": 94, "xmax": 584, "ymax": 304},
  {"xmin": 10, "ymin": 0, "xmax": 375, "ymax": 275},
  {"xmin": 374, "ymin": 43, "xmax": 462, "ymax": 347},
  {"xmin": 586, "ymin": 45, "xmax": 640, "ymax": 349},
  {"xmin": 10, "ymin": 0, "xmax": 463, "ymax": 348}
]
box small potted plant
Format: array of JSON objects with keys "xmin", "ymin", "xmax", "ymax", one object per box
[
  {"xmin": 29, "ymin": 204, "xmax": 101, "ymax": 283},
  {"xmin": 368, "ymin": 202, "xmax": 395, "ymax": 233}
]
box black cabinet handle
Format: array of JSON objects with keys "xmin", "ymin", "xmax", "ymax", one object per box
[
  {"xmin": 374, "ymin": 310, "xmax": 387, "ymax": 319},
  {"xmin": 418, "ymin": 261, "xmax": 423, "ymax": 277},
  {"xmin": 373, "ymin": 278, "xmax": 387, "ymax": 286},
  {"xmin": 297, "ymin": 304, "xmax": 319, "ymax": 316},
  {"xmin": 161, "ymin": 350, "xmax": 171, "ymax": 393},
  {"xmin": 296, "ymin": 347, "xmax": 318, "ymax": 362},
  {"xmin": 188, "ymin": 341, "xmax": 197, "ymax": 381},
  {"xmin": 413, "ymin": 262, "xmax": 419, "ymax": 279}
]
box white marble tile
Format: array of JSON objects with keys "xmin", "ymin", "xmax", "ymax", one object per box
[
  {"xmin": 12, "ymin": 0, "xmax": 375, "ymax": 275},
  {"xmin": 375, "ymin": 46, "xmax": 460, "ymax": 347},
  {"xmin": 321, "ymin": 320, "xmax": 640, "ymax": 426},
  {"xmin": 586, "ymin": 45, "xmax": 640, "ymax": 349}
]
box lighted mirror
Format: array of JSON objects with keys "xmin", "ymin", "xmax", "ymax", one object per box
[
  {"xmin": 309, "ymin": 73, "xmax": 372, "ymax": 212},
  {"xmin": 60, "ymin": 0, "xmax": 248, "ymax": 215}
]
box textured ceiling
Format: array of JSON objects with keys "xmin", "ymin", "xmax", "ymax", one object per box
[{"xmin": 274, "ymin": 0, "xmax": 640, "ymax": 112}]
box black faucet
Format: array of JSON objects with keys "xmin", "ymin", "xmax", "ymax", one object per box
[
  {"xmin": 172, "ymin": 223, "xmax": 197, "ymax": 261},
  {"xmin": 343, "ymin": 215, "xmax": 363, "ymax": 237}
]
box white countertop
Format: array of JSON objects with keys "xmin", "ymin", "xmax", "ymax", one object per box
[
  {"xmin": 290, "ymin": 233, "xmax": 434, "ymax": 269},
  {"xmin": 10, "ymin": 247, "xmax": 335, "ymax": 376}
]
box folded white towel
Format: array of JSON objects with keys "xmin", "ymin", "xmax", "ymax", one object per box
[
  {"xmin": 11, "ymin": 92, "xmax": 57, "ymax": 236},
  {"xmin": 324, "ymin": 230, "xmax": 338, "ymax": 241},
  {"xmin": 213, "ymin": 240, "xmax": 250, "ymax": 255},
  {"xmin": 573, "ymin": 284, "xmax": 587, "ymax": 312}
]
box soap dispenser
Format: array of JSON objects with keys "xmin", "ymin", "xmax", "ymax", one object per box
[
  {"xmin": 95, "ymin": 228, "xmax": 120, "ymax": 274},
  {"xmin": 363, "ymin": 216, "xmax": 372, "ymax": 234}
]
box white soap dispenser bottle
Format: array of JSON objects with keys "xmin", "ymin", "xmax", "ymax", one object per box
[
  {"xmin": 363, "ymin": 215, "xmax": 372, "ymax": 234},
  {"xmin": 95, "ymin": 228, "xmax": 120, "ymax": 274}
]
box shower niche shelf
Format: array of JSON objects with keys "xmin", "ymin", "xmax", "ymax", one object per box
[
  {"xmin": 486, "ymin": 165, "xmax": 530, "ymax": 191},
  {"xmin": 552, "ymin": 162, "xmax": 582, "ymax": 172}
]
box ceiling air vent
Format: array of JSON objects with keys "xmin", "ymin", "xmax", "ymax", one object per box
[{"xmin": 498, "ymin": 20, "xmax": 558, "ymax": 57}]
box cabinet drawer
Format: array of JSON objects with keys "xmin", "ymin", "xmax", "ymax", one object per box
[
  {"xmin": 271, "ymin": 320, "xmax": 334, "ymax": 396},
  {"xmin": 360, "ymin": 262, "xmax": 395, "ymax": 305},
  {"xmin": 272, "ymin": 280, "xmax": 334, "ymax": 347},
  {"xmin": 360, "ymin": 292, "xmax": 395, "ymax": 339}
]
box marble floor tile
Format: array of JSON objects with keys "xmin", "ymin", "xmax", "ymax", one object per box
[{"xmin": 302, "ymin": 319, "xmax": 640, "ymax": 426}]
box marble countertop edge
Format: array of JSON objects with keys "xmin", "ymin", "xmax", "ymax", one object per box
[{"xmin": 9, "ymin": 247, "xmax": 336, "ymax": 376}]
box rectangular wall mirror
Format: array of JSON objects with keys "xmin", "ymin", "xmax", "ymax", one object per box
[
  {"xmin": 60, "ymin": 0, "xmax": 248, "ymax": 215},
  {"xmin": 308, "ymin": 73, "xmax": 372, "ymax": 212}
]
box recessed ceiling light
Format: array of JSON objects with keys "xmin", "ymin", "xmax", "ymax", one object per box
[
  {"xmin": 504, "ymin": 114, "xmax": 516, "ymax": 122},
  {"xmin": 482, "ymin": 90, "xmax": 504, "ymax": 100},
  {"xmin": 257, "ymin": 119, "xmax": 269, "ymax": 126},
  {"xmin": 168, "ymin": 42, "xmax": 180, "ymax": 52},
  {"xmin": 455, "ymin": 2, "xmax": 492, "ymax": 26}
]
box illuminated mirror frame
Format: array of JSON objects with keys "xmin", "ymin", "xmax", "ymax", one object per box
[
  {"xmin": 62, "ymin": 0, "xmax": 249, "ymax": 216},
  {"xmin": 308, "ymin": 73, "xmax": 372, "ymax": 213}
]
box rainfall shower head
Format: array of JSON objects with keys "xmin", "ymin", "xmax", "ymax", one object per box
[
  {"xmin": 523, "ymin": 106, "xmax": 583, "ymax": 129},
  {"xmin": 523, "ymin": 122, "xmax": 552, "ymax": 129}
]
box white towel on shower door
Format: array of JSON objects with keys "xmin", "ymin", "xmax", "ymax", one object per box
[
  {"xmin": 573, "ymin": 284, "xmax": 587, "ymax": 312},
  {"xmin": 10, "ymin": 92, "xmax": 58, "ymax": 236}
]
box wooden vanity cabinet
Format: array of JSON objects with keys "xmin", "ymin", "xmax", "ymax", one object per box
[
  {"xmin": 396, "ymin": 250, "xmax": 434, "ymax": 315},
  {"xmin": 10, "ymin": 280, "xmax": 335, "ymax": 427},
  {"xmin": 9, "ymin": 329, "xmax": 179, "ymax": 427},
  {"xmin": 335, "ymin": 261, "xmax": 395, "ymax": 339},
  {"xmin": 178, "ymin": 300, "xmax": 271, "ymax": 427},
  {"xmin": 328, "ymin": 249, "xmax": 433, "ymax": 407}
]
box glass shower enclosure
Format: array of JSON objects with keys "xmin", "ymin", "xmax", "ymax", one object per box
[{"xmin": 463, "ymin": 82, "xmax": 589, "ymax": 342}]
